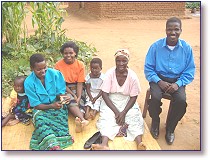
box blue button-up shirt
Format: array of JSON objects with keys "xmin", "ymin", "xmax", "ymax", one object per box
[
  {"xmin": 24, "ymin": 68, "xmax": 66, "ymax": 107},
  {"xmin": 144, "ymin": 38, "xmax": 195, "ymax": 87}
]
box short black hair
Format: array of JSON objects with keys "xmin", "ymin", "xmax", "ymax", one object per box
[
  {"xmin": 60, "ymin": 41, "xmax": 79, "ymax": 57},
  {"xmin": 30, "ymin": 54, "xmax": 45, "ymax": 68},
  {"xmin": 90, "ymin": 58, "xmax": 102, "ymax": 69},
  {"xmin": 14, "ymin": 76, "xmax": 26, "ymax": 84},
  {"xmin": 166, "ymin": 17, "xmax": 182, "ymax": 28}
]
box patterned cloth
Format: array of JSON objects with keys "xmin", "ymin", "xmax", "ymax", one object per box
[
  {"xmin": 24, "ymin": 68, "xmax": 74, "ymax": 150},
  {"xmin": 11, "ymin": 93, "xmax": 32, "ymax": 125},
  {"xmin": 114, "ymin": 49, "xmax": 130, "ymax": 60},
  {"xmin": 30, "ymin": 104, "xmax": 73, "ymax": 150},
  {"xmin": 66, "ymin": 83, "xmax": 86, "ymax": 112},
  {"xmin": 116, "ymin": 123, "xmax": 129, "ymax": 137}
]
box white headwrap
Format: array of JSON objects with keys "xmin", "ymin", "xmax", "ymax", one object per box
[{"xmin": 114, "ymin": 49, "xmax": 130, "ymax": 60}]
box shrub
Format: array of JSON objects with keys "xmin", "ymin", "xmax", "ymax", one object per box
[
  {"xmin": 185, "ymin": 2, "xmax": 200, "ymax": 9},
  {"xmin": 2, "ymin": 2, "xmax": 97, "ymax": 97}
]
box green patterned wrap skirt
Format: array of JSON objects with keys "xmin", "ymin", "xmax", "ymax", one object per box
[{"xmin": 30, "ymin": 104, "xmax": 73, "ymax": 150}]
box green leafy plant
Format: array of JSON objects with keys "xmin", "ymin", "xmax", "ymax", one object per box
[
  {"xmin": 2, "ymin": 2, "xmax": 98, "ymax": 97},
  {"xmin": 2, "ymin": 2, "xmax": 27, "ymax": 52},
  {"xmin": 29, "ymin": 2, "xmax": 68, "ymax": 53},
  {"xmin": 186, "ymin": 2, "xmax": 200, "ymax": 10},
  {"xmin": 76, "ymin": 40, "xmax": 98, "ymax": 72}
]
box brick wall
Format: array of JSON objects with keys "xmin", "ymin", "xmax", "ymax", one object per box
[
  {"xmin": 67, "ymin": 2, "xmax": 81, "ymax": 11},
  {"xmin": 68, "ymin": 2, "xmax": 186, "ymax": 20},
  {"xmin": 84, "ymin": 2, "xmax": 101, "ymax": 16}
]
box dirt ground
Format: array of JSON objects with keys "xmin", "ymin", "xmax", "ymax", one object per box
[
  {"xmin": 25, "ymin": 8, "xmax": 200, "ymax": 150},
  {"xmin": 60, "ymin": 9, "xmax": 200, "ymax": 150}
]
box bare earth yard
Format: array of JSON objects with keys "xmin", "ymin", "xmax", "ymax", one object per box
[
  {"xmin": 3, "ymin": 8, "xmax": 200, "ymax": 151},
  {"xmin": 61, "ymin": 10, "xmax": 200, "ymax": 150}
]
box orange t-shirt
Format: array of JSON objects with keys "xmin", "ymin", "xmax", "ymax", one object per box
[{"xmin": 55, "ymin": 59, "xmax": 85, "ymax": 83}]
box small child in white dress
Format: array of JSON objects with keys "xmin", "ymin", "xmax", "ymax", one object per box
[{"xmin": 85, "ymin": 58, "xmax": 105, "ymax": 120}]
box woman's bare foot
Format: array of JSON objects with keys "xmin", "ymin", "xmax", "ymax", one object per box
[
  {"xmin": 75, "ymin": 117, "xmax": 89, "ymax": 133},
  {"xmin": 75, "ymin": 117, "xmax": 83, "ymax": 133},
  {"xmin": 91, "ymin": 144, "xmax": 110, "ymax": 150},
  {"xmin": 81, "ymin": 119, "xmax": 89, "ymax": 127},
  {"xmin": 137, "ymin": 142, "xmax": 147, "ymax": 150}
]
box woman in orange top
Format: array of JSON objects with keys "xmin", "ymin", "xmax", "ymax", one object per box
[{"xmin": 55, "ymin": 41, "xmax": 89, "ymax": 133}]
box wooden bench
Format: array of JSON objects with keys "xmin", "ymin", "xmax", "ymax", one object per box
[{"xmin": 2, "ymin": 97, "xmax": 161, "ymax": 150}]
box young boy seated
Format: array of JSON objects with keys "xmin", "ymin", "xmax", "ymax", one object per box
[{"xmin": 2, "ymin": 76, "xmax": 32, "ymax": 127}]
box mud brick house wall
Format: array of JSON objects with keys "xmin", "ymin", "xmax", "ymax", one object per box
[{"xmin": 68, "ymin": 2, "xmax": 186, "ymax": 20}]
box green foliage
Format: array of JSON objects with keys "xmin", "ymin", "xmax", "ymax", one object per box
[
  {"xmin": 2, "ymin": 2, "xmax": 97, "ymax": 97},
  {"xmin": 185, "ymin": 2, "xmax": 200, "ymax": 9},
  {"xmin": 2, "ymin": 2, "xmax": 27, "ymax": 51},
  {"xmin": 76, "ymin": 40, "xmax": 97, "ymax": 71},
  {"xmin": 29, "ymin": 2, "xmax": 68, "ymax": 53},
  {"xmin": 2, "ymin": 57, "xmax": 31, "ymax": 97},
  {"xmin": 45, "ymin": 39, "xmax": 97, "ymax": 71}
]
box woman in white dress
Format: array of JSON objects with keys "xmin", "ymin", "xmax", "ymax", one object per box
[{"xmin": 92, "ymin": 49, "xmax": 146, "ymax": 150}]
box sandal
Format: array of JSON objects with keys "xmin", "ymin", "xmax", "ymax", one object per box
[{"xmin": 84, "ymin": 131, "xmax": 102, "ymax": 149}]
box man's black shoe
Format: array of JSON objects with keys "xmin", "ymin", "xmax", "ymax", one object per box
[
  {"xmin": 150, "ymin": 121, "xmax": 159, "ymax": 139},
  {"xmin": 165, "ymin": 130, "xmax": 175, "ymax": 145}
]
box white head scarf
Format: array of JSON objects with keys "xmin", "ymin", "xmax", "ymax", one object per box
[{"xmin": 114, "ymin": 49, "xmax": 130, "ymax": 60}]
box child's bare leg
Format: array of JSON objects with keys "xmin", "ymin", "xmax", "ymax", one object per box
[
  {"xmin": 135, "ymin": 135, "xmax": 146, "ymax": 150},
  {"xmin": 85, "ymin": 106, "xmax": 90, "ymax": 120},
  {"xmin": 89, "ymin": 109, "xmax": 93, "ymax": 119},
  {"xmin": 90, "ymin": 109, "xmax": 97, "ymax": 120},
  {"xmin": 2, "ymin": 113, "xmax": 15, "ymax": 127},
  {"xmin": 68, "ymin": 106, "xmax": 85, "ymax": 120},
  {"xmin": 69, "ymin": 106, "xmax": 89, "ymax": 132},
  {"xmin": 91, "ymin": 136, "xmax": 110, "ymax": 150}
]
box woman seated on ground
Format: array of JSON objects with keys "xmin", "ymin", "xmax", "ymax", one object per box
[
  {"xmin": 55, "ymin": 41, "xmax": 89, "ymax": 132},
  {"xmin": 92, "ymin": 49, "xmax": 146, "ymax": 150},
  {"xmin": 24, "ymin": 53, "xmax": 74, "ymax": 150}
]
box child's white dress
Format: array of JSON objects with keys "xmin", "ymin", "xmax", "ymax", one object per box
[{"xmin": 85, "ymin": 73, "xmax": 105, "ymax": 111}]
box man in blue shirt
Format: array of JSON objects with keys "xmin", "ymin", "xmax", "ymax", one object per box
[{"xmin": 144, "ymin": 17, "xmax": 195, "ymax": 145}]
